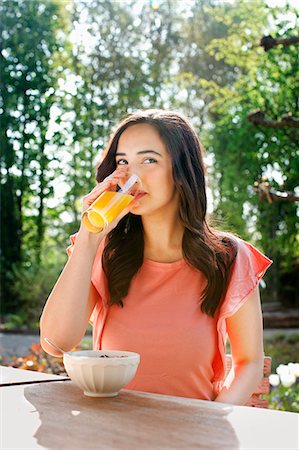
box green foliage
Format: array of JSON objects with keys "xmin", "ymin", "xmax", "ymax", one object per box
[
  {"xmin": 3, "ymin": 231, "xmax": 67, "ymax": 326},
  {"xmin": 0, "ymin": 0, "xmax": 71, "ymax": 312},
  {"xmin": 263, "ymin": 333, "xmax": 299, "ymax": 371},
  {"xmin": 198, "ymin": 0, "xmax": 299, "ymax": 305},
  {"xmin": 3, "ymin": 313, "xmax": 26, "ymax": 329},
  {"xmin": 6, "ymin": 259, "xmax": 63, "ymax": 327}
]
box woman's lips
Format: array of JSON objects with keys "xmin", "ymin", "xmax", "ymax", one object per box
[{"xmin": 134, "ymin": 191, "xmax": 147, "ymax": 201}]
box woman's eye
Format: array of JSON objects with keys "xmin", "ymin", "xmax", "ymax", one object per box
[
  {"xmin": 143, "ymin": 157, "xmax": 157, "ymax": 164},
  {"xmin": 116, "ymin": 157, "xmax": 157, "ymax": 165}
]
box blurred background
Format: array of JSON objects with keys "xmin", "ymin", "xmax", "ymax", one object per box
[
  {"xmin": 1, "ymin": 0, "xmax": 298, "ymax": 328},
  {"xmin": 0, "ymin": 0, "xmax": 298, "ymax": 410}
]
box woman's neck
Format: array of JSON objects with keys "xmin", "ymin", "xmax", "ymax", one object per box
[{"xmin": 142, "ymin": 211, "xmax": 185, "ymax": 263}]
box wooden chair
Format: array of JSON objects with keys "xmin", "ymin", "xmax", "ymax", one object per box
[{"xmin": 225, "ymin": 355, "xmax": 272, "ymax": 408}]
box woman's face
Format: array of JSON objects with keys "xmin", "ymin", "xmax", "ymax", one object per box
[{"xmin": 115, "ymin": 123, "xmax": 179, "ymax": 217}]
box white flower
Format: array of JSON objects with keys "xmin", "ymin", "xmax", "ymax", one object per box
[
  {"xmin": 276, "ymin": 364, "xmax": 290, "ymax": 376},
  {"xmin": 288, "ymin": 363, "xmax": 299, "ymax": 378},
  {"xmin": 269, "ymin": 374, "xmax": 280, "ymax": 387},
  {"xmin": 280, "ymin": 373, "xmax": 296, "ymax": 388}
]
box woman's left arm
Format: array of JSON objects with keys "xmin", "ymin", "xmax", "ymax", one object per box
[{"xmin": 214, "ymin": 285, "xmax": 264, "ymax": 405}]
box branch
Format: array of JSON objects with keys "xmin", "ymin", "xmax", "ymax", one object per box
[
  {"xmin": 254, "ymin": 181, "xmax": 299, "ymax": 203},
  {"xmin": 248, "ymin": 110, "xmax": 299, "ymax": 128},
  {"xmin": 260, "ymin": 35, "xmax": 299, "ymax": 51}
]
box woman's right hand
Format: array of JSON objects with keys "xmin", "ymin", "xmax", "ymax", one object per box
[
  {"xmin": 81, "ymin": 166, "xmax": 129, "ymax": 214},
  {"xmin": 78, "ymin": 166, "xmax": 139, "ymax": 238}
]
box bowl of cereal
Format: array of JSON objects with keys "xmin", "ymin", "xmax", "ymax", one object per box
[{"xmin": 63, "ymin": 350, "xmax": 140, "ymax": 397}]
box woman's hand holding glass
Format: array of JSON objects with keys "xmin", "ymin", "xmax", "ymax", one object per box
[{"xmin": 79, "ymin": 167, "xmax": 139, "ymax": 237}]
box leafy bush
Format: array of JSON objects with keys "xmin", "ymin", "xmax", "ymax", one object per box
[
  {"xmin": 6, "ymin": 258, "xmax": 64, "ymax": 328},
  {"xmin": 263, "ymin": 333, "xmax": 299, "ymax": 372}
]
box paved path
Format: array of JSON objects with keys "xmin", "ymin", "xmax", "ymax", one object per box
[
  {"xmin": 1, "ymin": 329, "xmax": 299, "ymax": 360},
  {"xmin": 0, "ymin": 333, "xmax": 92, "ymax": 360},
  {"xmin": 263, "ymin": 328, "xmax": 299, "ymax": 338}
]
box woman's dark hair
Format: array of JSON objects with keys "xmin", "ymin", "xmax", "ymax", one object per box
[{"xmin": 96, "ymin": 109, "xmax": 238, "ymax": 317}]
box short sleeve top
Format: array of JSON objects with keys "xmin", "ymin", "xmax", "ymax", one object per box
[{"xmin": 66, "ymin": 233, "xmax": 272, "ymax": 401}]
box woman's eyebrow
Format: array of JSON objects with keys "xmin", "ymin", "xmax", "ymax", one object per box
[{"xmin": 116, "ymin": 149, "xmax": 162, "ymax": 157}]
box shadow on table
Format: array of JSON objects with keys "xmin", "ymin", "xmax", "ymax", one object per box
[{"xmin": 24, "ymin": 381, "xmax": 240, "ymax": 449}]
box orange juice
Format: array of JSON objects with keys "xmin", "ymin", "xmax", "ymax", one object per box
[{"xmin": 82, "ymin": 191, "xmax": 134, "ymax": 233}]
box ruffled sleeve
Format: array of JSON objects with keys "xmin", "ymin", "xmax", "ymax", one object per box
[
  {"xmin": 212, "ymin": 238, "xmax": 273, "ymax": 391},
  {"xmin": 219, "ymin": 238, "xmax": 273, "ymax": 319}
]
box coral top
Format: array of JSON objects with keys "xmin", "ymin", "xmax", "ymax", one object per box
[{"xmin": 66, "ymin": 234, "xmax": 272, "ymax": 401}]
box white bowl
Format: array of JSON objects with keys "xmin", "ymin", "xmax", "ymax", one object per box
[{"xmin": 63, "ymin": 350, "xmax": 140, "ymax": 397}]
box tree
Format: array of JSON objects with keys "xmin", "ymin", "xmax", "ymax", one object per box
[
  {"xmin": 58, "ymin": 0, "xmax": 184, "ymax": 232},
  {"xmin": 0, "ymin": 0, "xmax": 70, "ymax": 312},
  {"xmin": 197, "ymin": 0, "xmax": 298, "ymax": 305}
]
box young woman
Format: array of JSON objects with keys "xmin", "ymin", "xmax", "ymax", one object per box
[{"xmin": 40, "ymin": 109, "xmax": 272, "ymax": 405}]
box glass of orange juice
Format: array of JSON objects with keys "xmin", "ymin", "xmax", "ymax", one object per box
[{"xmin": 81, "ymin": 174, "xmax": 141, "ymax": 233}]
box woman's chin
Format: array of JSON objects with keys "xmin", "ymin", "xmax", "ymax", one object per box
[
  {"xmin": 130, "ymin": 197, "xmax": 147, "ymax": 214},
  {"xmin": 129, "ymin": 205, "xmax": 142, "ymax": 215}
]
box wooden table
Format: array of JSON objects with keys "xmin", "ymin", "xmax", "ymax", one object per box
[{"xmin": 1, "ymin": 367, "xmax": 298, "ymax": 449}]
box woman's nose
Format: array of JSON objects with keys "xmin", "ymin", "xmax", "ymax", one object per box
[{"xmin": 126, "ymin": 163, "xmax": 140, "ymax": 178}]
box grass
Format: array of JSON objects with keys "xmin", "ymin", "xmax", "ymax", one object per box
[{"xmin": 263, "ymin": 333, "xmax": 299, "ymax": 370}]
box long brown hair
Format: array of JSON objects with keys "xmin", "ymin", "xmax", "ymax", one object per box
[{"xmin": 96, "ymin": 109, "xmax": 238, "ymax": 317}]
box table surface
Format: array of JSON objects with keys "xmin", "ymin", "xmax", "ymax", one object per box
[
  {"xmin": 1, "ymin": 367, "xmax": 298, "ymax": 450},
  {"xmin": 0, "ymin": 365, "xmax": 69, "ymax": 386}
]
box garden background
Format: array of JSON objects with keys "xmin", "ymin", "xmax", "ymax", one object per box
[{"xmin": 0, "ymin": 0, "xmax": 298, "ymax": 412}]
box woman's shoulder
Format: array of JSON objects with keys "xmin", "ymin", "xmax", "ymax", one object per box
[
  {"xmin": 215, "ymin": 231, "xmax": 270, "ymax": 264},
  {"xmin": 219, "ymin": 236, "xmax": 273, "ymax": 318},
  {"xmin": 230, "ymin": 235, "xmax": 272, "ymax": 269}
]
